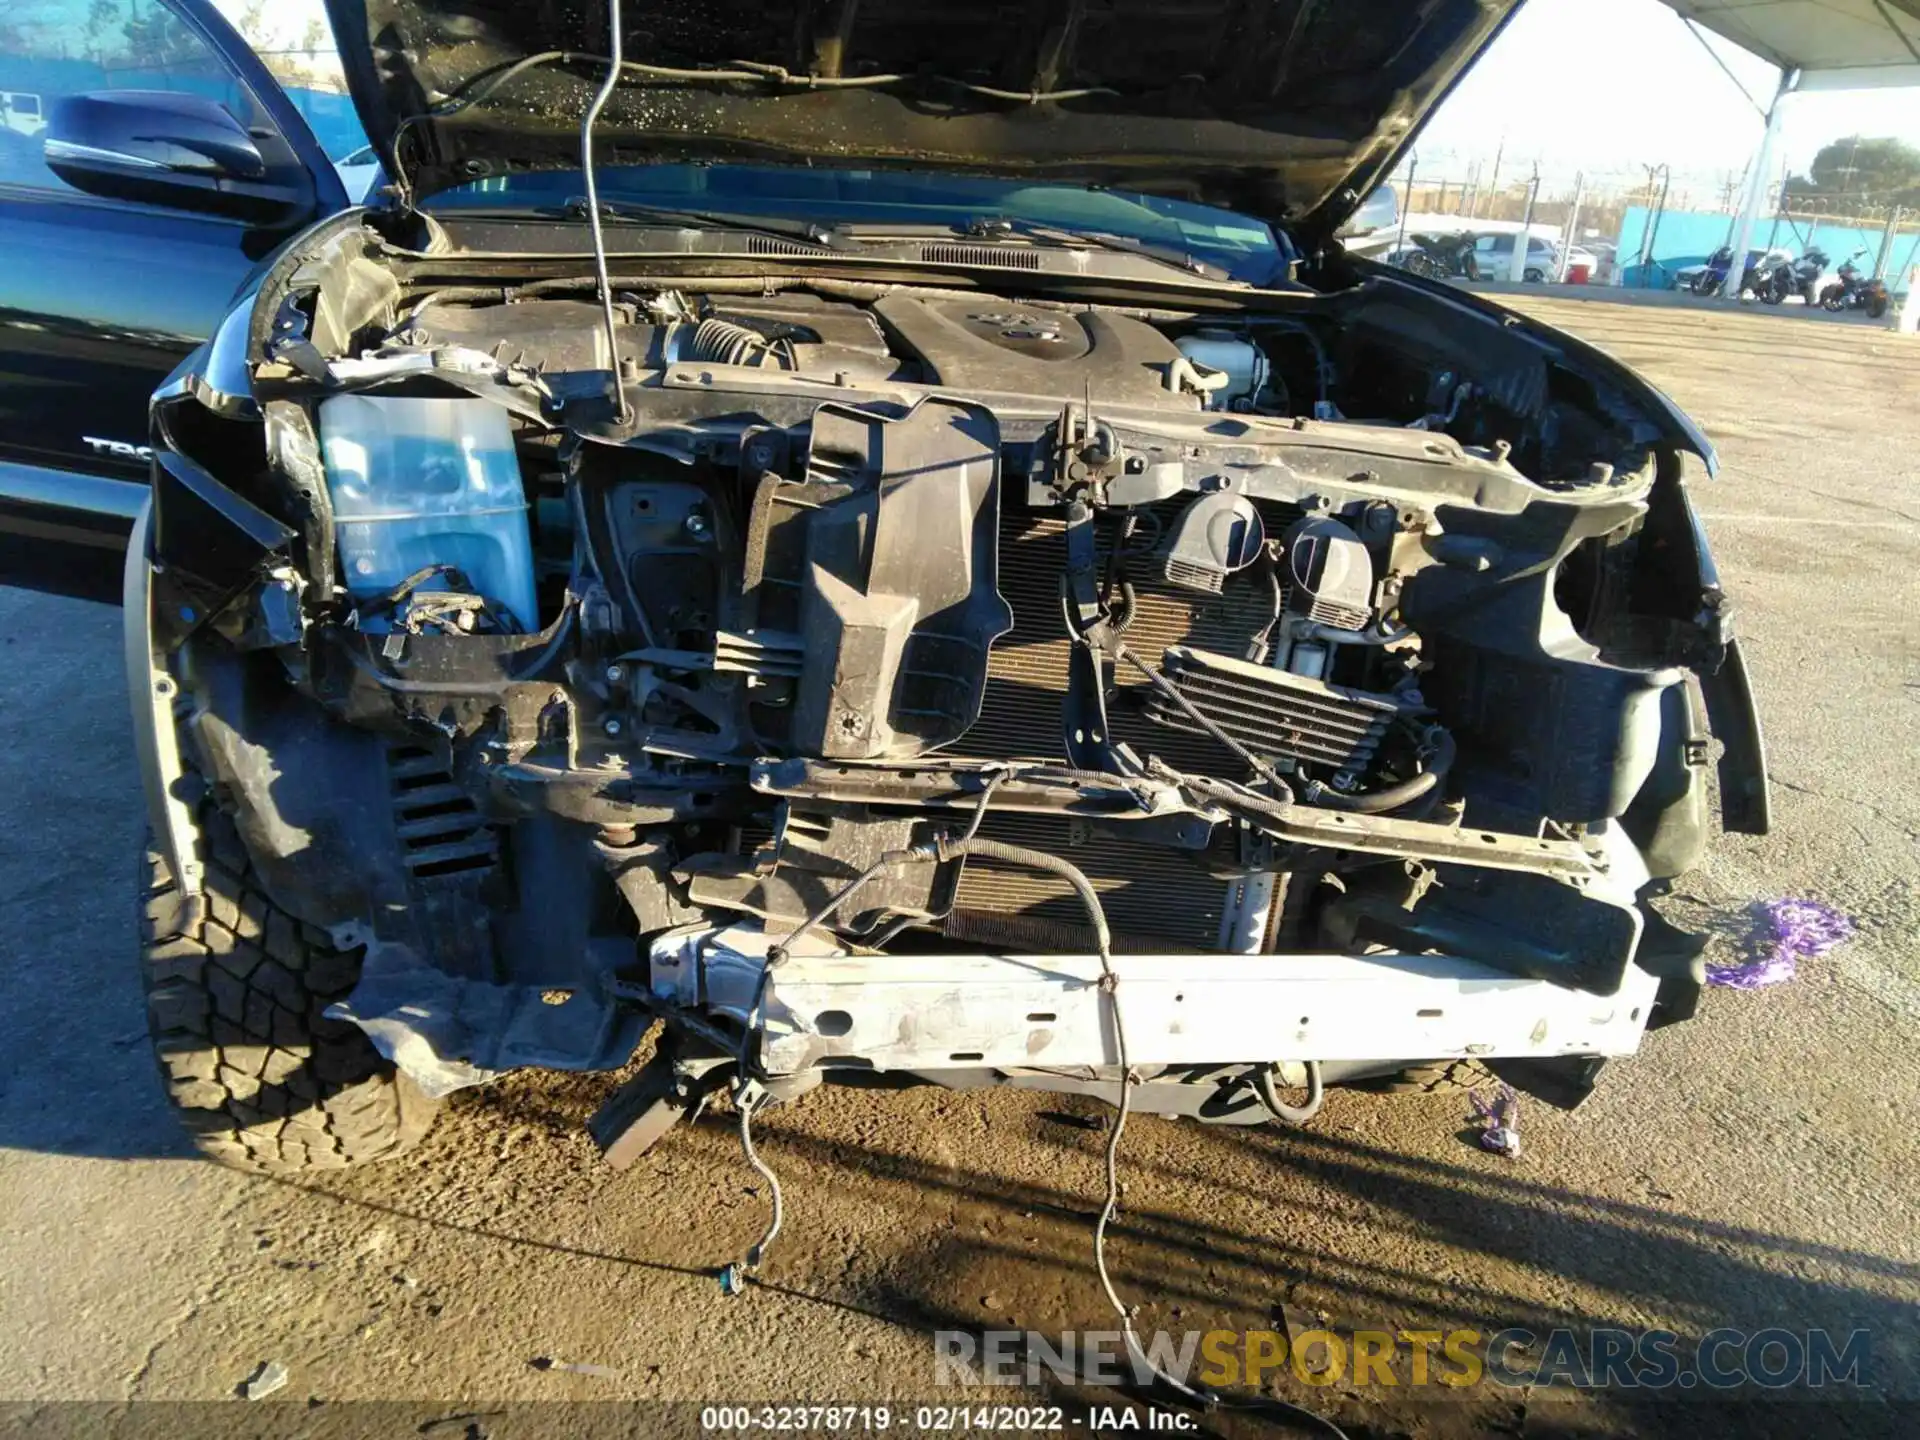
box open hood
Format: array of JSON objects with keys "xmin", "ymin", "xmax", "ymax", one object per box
[{"xmin": 326, "ymin": 0, "xmax": 1520, "ymax": 239}]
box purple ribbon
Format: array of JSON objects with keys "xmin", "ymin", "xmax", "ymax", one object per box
[{"xmin": 1706, "ymin": 898, "xmax": 1854, "ymax": 990}]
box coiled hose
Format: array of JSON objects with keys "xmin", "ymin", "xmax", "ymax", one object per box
[{"xmin": 1256, "ymin": 1060, "xmax": 1326, "ymax": 1123}]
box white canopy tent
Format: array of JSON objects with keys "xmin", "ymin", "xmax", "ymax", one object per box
[{"xmin": 1659, "ymin": 1, "xmax": 1920, "ymax": 300}]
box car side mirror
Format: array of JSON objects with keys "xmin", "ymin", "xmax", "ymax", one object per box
[
  {"xmin": 43, "ymin": 91, "xmax": 305, "ymax": 224},
  {"xmin": 1337, "ymin": 184, "xmax": 1398, "ymax": 239}
]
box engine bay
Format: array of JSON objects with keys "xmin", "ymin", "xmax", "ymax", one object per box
[{"xmin": 144, "ymin": 216, "xmax": 1749, "ymax": 1099}]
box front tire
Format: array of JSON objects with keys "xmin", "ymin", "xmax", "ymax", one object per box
[
  {"xmin": 1356, "ymin": 1059, "xmax": 1491, "ymax": 1095},
  {"xmin": 141, "ymin": 826, "xmax": 440, "ymax": 1175}
]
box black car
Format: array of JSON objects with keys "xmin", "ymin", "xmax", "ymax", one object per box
[{"xmin": 2, "ymin": 1, "xmax": 1765, "ymax": 1256}]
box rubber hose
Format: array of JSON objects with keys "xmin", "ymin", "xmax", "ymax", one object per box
[
  {"xmin": 689, "ymin": 317, "xmax": 787, "ymax": 368},
  {"xmin": 1256, "ymin": 1060, "xmax": 1325, "ymax": 1124},
  {"xmin": 1304, "ymin": 729, "xmax": 1455, "ymax": 816}
]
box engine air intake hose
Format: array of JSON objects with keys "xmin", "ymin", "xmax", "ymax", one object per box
[{"xmin": 688, "ymin": 317, "xmax": 792, "ymax": 368}]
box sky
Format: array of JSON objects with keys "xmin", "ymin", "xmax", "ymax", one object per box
[
  {"xmin": 221, "ymin": 0, "xmax": 1918, "ymax": 195},
  {"xmin": 1410, "ymin": 0, "xmax": 1920, "ymax": 193}
]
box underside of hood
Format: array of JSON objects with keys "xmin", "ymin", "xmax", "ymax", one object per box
[{"xmin": 327, "ymin": 0, "xmax": 1521, "ymax": 238}]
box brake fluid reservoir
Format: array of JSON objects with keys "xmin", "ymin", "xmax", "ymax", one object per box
[{"xmin": 317, "ymin": 395, "xmax": 537, "ymax": 633}]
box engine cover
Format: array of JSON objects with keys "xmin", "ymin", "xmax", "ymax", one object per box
[{"xmin": 873, "ymin": 294, "xmax": 1197, "ymax": 409}]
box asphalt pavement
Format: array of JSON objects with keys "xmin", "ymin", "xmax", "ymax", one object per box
[{"xmin": 0, "ymin": 295, "xmax": 1914, "ymax": 1438}]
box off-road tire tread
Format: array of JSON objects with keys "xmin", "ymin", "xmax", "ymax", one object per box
[
  {"xmin": 1363, "ymin": 1059, "xmax": 1491, "ymax": 1095},
  {"xmin": 141, "ymin": 821, "xmax": 438, "ymax": 1175}
]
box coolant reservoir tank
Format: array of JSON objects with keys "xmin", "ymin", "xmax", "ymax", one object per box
[
  {"xmin": 317, "ymin": 395, "xmax": 537, "ymax": 633},
  {"xmin": 1176, "ymin": 331, "xmax": 1268, "ymax": 410}
]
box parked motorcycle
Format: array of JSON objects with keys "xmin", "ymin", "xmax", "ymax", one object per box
[
  {"xmin": 1686, "ymin": 245, "xmax": 1789, "ymax": 298},
  {"xmin": 1686, "ymin": 246, "xmax": 1736, "ymax": 295},
  {"xmin": 1819, "ymin": 249, "xmax": 1890, "ymax": 318},
  {"xmin": 1758, "ymin": 247, "xmax": 1835, "ymax": 307},
  {"xmin": 1753, "ymin": 250, "xmax": 1801, "ymax": 304},
  {"xmin": 1391, "ymin": 231, "xmax": 1481, "ymax": 281}
]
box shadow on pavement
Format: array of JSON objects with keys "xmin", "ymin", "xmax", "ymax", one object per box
[{"xmin": 269, "ymin": 1073, "xmax": 1913, "ymax": 1438}]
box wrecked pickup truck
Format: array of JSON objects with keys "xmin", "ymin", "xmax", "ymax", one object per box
[{"xmin": 15, "ymin": 0, "xmax": 1769, "ymax": 1188}]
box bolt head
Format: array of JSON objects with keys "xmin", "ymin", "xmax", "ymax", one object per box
[
  {"xmin": 605, "ymin": 663, "xmax": 624, "ymax": 684},
  {"xmin": 603, "ymin": 717, "xmax": 623, "ymax": 737}
]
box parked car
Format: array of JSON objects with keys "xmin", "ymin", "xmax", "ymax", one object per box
[
  {"xmin": 1, "ymin": 89, "xmax": 45, "ymax": 136},
  {"xmin": 1, "ymin": 0, "xmax": 1765, "ymax": 1215},
  {"xmin": 1472, "ymin": 231, "xmax": 1563, "ymax": 282}
]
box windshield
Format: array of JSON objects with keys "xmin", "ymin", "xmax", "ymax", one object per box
[{"xmin": 430, "ymin": 165, "xmax": 1291, "ymax": 285}]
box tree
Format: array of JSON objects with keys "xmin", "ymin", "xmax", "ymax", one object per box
[{"xmin": 1784, "ymin": 135, "xmax": 1920, "ymax": 213}]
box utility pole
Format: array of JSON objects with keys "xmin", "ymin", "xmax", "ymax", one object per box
[{"xmin": 1482, "ymin": 137, "xmax": 1506, "ymax": 218}]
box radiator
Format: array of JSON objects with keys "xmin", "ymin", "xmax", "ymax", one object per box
[{"xmin": 949, "ymin": 501, "xmax": 1296, "ymax": 951}]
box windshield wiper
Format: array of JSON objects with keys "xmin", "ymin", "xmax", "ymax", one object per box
[
  {"xmin": 853, "ymin": 215, "xmax": 1233, "ymax": 281},
  {"xmin": 997, "ymin": 219, "xmax": 1230, "ymax": 280},
  {"xmin": 450, "ymin": 198, "xmax": 839, "ymax": 249}
]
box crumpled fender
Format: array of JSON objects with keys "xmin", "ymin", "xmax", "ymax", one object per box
[{"xmin": 1350, "ymin": 260, "xmax": 1719, "ymax": 474}]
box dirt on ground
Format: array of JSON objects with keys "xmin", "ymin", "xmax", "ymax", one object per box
[{"xmin": 0, "ymin": 295, "xmax": 1915, "ymax": 1439}]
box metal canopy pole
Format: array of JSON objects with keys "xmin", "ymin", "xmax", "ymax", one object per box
[
  {"xmin": 1722, "ymin": 67, "xmax": 1800, "ymax": 303},
  {"xmin": 1557, "ymin": 172, "xmax": 1586, "ymax": 283},
  {"xmin": 1508, "ymin": 165, "xmax": 1541, "ymax": 282}
]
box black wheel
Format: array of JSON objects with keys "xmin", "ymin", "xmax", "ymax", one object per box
[
  {"xmin": 1355, "ymin": 1059, "xmax": 1491, "ymax": 1095},
  {"xmin": 1524, "ymin": 267, "xmax": 1544, "ymax": 284},
  {"xmin": 141, "ymin": 820, "xmax": 440, "ymax": 1175},
  {"xmin": 1868, "ymin": 295, "xmax": 1889, "ymax": 319}
]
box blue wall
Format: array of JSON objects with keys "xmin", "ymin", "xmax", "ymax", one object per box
[{"xmin": 1615, "ymin": 204, "xmax": 1920, "ymax": 291}]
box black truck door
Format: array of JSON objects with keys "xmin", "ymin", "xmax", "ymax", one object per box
[{"xmin": 0, "ymin": 0, "xmax": 344, "ymax": 601}]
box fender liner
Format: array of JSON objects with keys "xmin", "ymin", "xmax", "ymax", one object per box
[{"xmin": 1700, "ymin": 635, "xmax": 1771, "ymax": 835}]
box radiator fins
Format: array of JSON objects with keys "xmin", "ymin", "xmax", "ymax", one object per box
[
  {"xmin": 953, "ymin": 500, "xmax": 1305, "ymax": 954},
  {"xmin": 945, "ymin": 813, "xmax": 1228, "ymax": 952},
  {"xmin": 964, "ymin": 500, "xmax": 1298, "ymax": 776},
  {"xmin": 1146, "ymin": 646, "xmax": 1402, "ymax": 773}
]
